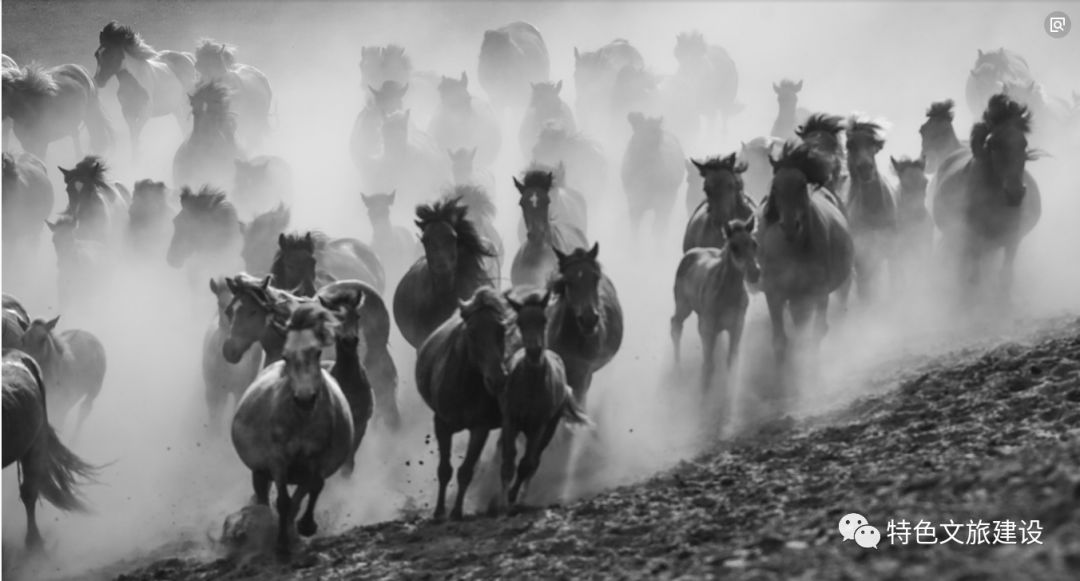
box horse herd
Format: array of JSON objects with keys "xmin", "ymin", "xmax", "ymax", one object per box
[{"xmin": 1, "ymin": 18, "xmax": 1066, "ymax": 562}]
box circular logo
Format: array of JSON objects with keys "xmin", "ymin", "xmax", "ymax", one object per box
[{"xmin": 1045, "ymin": 12, "xmax": 1071, "ymax": 38}]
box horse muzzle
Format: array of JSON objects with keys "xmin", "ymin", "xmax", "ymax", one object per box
[
  {"xmin": 222, "ymin": 339, "xmax": 248, "ymax": 364},
  {"xmin": 292, "ymin": 393, "xmax": 317, "ymax": 412},
  {"xmin": 576, "ymin": 312, "xmax": 601, "ymax": 336},
  {"xmin": 745, "ymin": 263, "xmax": 762, "ymax": 285},
  {"xmin": 1003, "ymin": 183, "xmax": 1026, "ymax": 207}
]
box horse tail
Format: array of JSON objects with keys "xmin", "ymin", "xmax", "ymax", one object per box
[
  {"xmin": 560, "ymin": 386, "xmax": 592, "ymax": 427},
  {"xmin": 37, "ymin": 425, "xmax": 98, "ymax": 512}
]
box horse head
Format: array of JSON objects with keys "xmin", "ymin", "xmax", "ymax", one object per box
[
  {"xmin": 972, "ymin": 93, "xmax": 1033, "ymax": 206},
  {"xmin": 459, "ymin": 287, "xmax": 511, "ymax": 390},
  {"xmin": 691, "ymin": 153, "xmax": 747, "ymax": 222},
  {"xmin": 167, "ymin": 185, "xmax": 237, "ymax": 268},
  {"xmin": 94, "ymin": 21, "xmax": 133, "ymax": 88},
  {"xmin": 773, "ymin": 79, "xmax": 803, "ymax": 108},
  {"xmin": 551, "ymin": 242, "xmax": 603, "ymax": 336},
  {"xmin": 361, "ymin": 190, "xmax": 395, "ymax": 224},
  {"xmin": 448, "ymin": 148, "xmax": 478, "ymax": 183},
  {"xmin": 506, "ymin": 289, "xmax": 551, "ymax": 363},
  {"xmin": 845, "ymin": 117, "xmax": 886, "ymax": 183},
  {"xmin": 514, "ymin": 170, "xmax": 554, "ymax": 240},
  {"xmin": 282, "ymin": 302, "xmax": 338, "ymax": 411},
  {"xmin": 222, "ymin": 274, "xmax": 288, "ymax": 363},
  {"xmin": 890, "ymin": 156, "xmax": 928, "ymax": 203},
  {"xmin": 438, "ymin": 73, "xmax": 470, "ymax": 110},
  {"xmin": 627, "ymin": 112, "xmax": 665, "ymax": 146},
  {"xmin": 317, "ymin": 284, "xmax": 366, "ymax": 344},
  {"xmin": 767, "ymin": 141, "xmax": 832, "ymax": 242},
  {"xmin": 271, "ymin": 232, "xmax": 318, "ymax": 296},
  {"xmin": 723, "ymin": 217, "xmax": 760, "ymax": 284},
  {"xmin": 529, "ymin": 81, "xmax": 564, "ymax": 116},
  {"xmin": 919, "ymin": 99, "xmax": 957, "ymax": 173}
]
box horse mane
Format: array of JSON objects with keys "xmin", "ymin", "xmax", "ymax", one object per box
[
  {"xmin": 285, "ymin": 302, "xmax": 338, "ymax": 344},
  {"xmin": 520, "ymin": 168, "xmax": 555, "ymax": 191},
  {"xmin": 415, "ymin": 196, "xmax": 496, "ymax": 258},
  {"xmin": 845, "ymin": 116, "xmax": 886, "ymax": 148},
  {"xmin": 925, "ymin": 100, "xmax": 955, "ymax": 122},
  {"xmin": 98, "ymin": 21, "xmax": 158, "ymax": 60},
  {"xmin": 49, "ymin": 212, "xmax": 79, "ymax": 233},
  {"xmin": 795, "ymin": 113, "xmax": 845, "ymax": 140},
  {"xmin": 70, "ymin": 155, "xmax": 111, "ymax": 189},
  {"xmin": 382, "ymin": 44, "xmax": 411, "ymax": 68},
  {"xmin": 195, "ymin": 39, "xmax": 237, "ymax": 68},
  {"xmin": 179, "ymin": 185, "xmax": 238, "ymax": 222},
  {"xmin": 460, "ymin": 286, "xmax": 509, "ymax": 321},
  {"xmin": 771, "ymin": 141, "xmax": 832, "ymax": 187},
  {"xmin": 7, "ymin": 63, "xmax": 59, "ymax": 97},
  {"xmin": 776, "ymin": 78, "xmax": 801, "ymax": 91},
  {"xmin": 981, "ymin": 93, "xmax": 1032, "ymax": 133},
  {"xmin": 693, "ymin": 152, "xmax": 748, "ymax": 174},
  {"xmin": 891, "ymin": 156, "xmax": 926, "ymax": 173},
  {"xmin": 447, "ymin": 183, "xmax": 496, "ymax": 218}
]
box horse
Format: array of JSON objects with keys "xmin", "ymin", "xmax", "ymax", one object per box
[
  {"xmin": 270, "ymin": 231, "xmax": 386, "ymax": 297},
  {"xmin": 415, "ymin": 287, "xmax": 514, "ymax": 519},
  {"xmin": 358, "ymin": 44, "xmax": 440, "ymax": 118},
  {"xmin": 931, "ymin": 93, "xmax": 1042, "ymax": 301},
  {"xmin": 363, "ymin": 110, "xmax": 449, "ymax": 210},
  {"xmin": 231, "ymin": 302, "xmax": 354, "ymax": 556},
  {"xmin": 1000, "ymin": 80, "xmax": 1073, "ymax": 150},
  {"xmin": 919, "ymin": 100, "xmax": 965, "ymax": 174},
  {"xmin": 203, "ymin": 277, "xmax": 264, "ymax": 436},
  {"xmin": 664, "ymin": 31, "xmax": 741, "ymax": 143},
  {"xmin": 519, "ymin": 81, "xmax": 576, "ymax": 158},
  {"xmin": 450, "ymin": 183, "xmax": 504, "ymax": 274},
  {"xmin": 19, "ymin": 316, "xmax": 107, "ymax": 439},
  {"xmin": 514, "ymin": 165, "xmax": 588, "ymax": 243},
  {"xmin": 795, "ymin": 113, "xmax": 848, "ymax": 203},
  {"xmin": 478, "ymin": 21, "xmax": 551, "ymax": 113},
  {"xmin": 621, "ymin": 113, "xmax": 686, "ymax": 240},
  {"xmin": 546, "ymin": 243, "xmax": 623, "ymax": 406},
  {"xmin": 194, "ymin": 39, "xmax": 272, "ymax": 147},
  {"xmin": 1, "ymin": 63, "xmax": 112, "ymax": 159},
  {"xmin": 770, "ymin": 79, "xmax": 809, "ymax": 140},
  {"xmin": 966, "ymin": 48, "xmax": 1033, "ymax": 117},
  {"xmin": 682, "ymin": 153, "xmax": 756, "ymax": 252},
  {"xmin": 889, "ymin": 156, "xmax": 932, "ymax": 294},
  {"xmin": 166, "ymin": 186, "xmax": 244, "ymax": 283},
  {"xmin": 449, "ymin": 147, "xmax": 496, "ymax": 198},
  {"xmin": 317, "ymin": 280, "xmax": 400, "ymax": 432},
  {"xmin": 57, "ymin": 155, "xmax": 129, "ymax": 248},
  {"xmin": 126, "ymin": 178, "xmax": 174, "ymax": 260},
  {"xmin": 3, "ymin": 349, "xmax": 98, "ymax": 550},
  {"xmin": 498, "ymin": 290, "xmax": 589, "ymax": 513},
  {"xmin": 361, "ymin": 191, "xmax": 421, "ymax": 279},
  {"xmin": 2, "ymin": 152, "xmax": 53, "ymax": 270},
  {"xmin": 757, "ymin": 141, "xmax": 854, "ymax": 363},
  {"xmin": 739, "ymin": 136, "xmax": 784, "ymax": 204},
  {"xmin": 173, "ymin": 81, "xmax": 243, "ymax": 192},
  {"xmin": 511, "ymin": 171, "xmax": 589, "ymax": 288},
  {"xmin": 3, "ymin": 294, "xmax": 30, "ymax": 349},
  {"xmin": 393, "ymin": 197, "xmax": 498, "ymax": 349},
  {"xmin": 222, "ymin": 274, "xmax": 303, "ymax": 366},
  {"xmin": 843, "ymin": 117, "xmax": 897, "ymax": 304},
  {"xmin": 241, "ymin": 203, "xmax": 291, "ymax": 275},
  {"xmin": 350, "ymin": 80, "xmax": 408, "ymax": 166},
  {"xmin": 234, "ymin": 155, "xmax": 293, "ymax": 219},
  {"xmin": 532, "ymin": 121, "xmax": 608, "ymax": 198},
  {"xmin": 672, "ymin": 217, "xmax": 760, "ymax": 393},
  {"xmin": 46, "ymin": 214, "xmax": 111, "ymax": 312},
  {"xmin": 573, "ymin": 39, "xmax": 644, "ymax": 135},
  {"xmin": 93, "ymin": 21, "xmax": 197, "ymax": 158},
  {"xmin": 428, "ymin": 73, "xmax": 502, "ymax": 168}
]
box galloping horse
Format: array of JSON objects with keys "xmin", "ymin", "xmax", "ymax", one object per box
[
  {"xmin": 682, "ymin": 153, "xmax": 756, "ymax": 252},
  {"xmin": 931, "ymin": 93, "xmax": 1041, "ymax": 301},
  {"xmin": 166, "ymin": 186, "xmax": 244, "ymax": 282},
  {"xmin": 194, "ymin": 39, "xmax": 272, "ymax": 147},
  {"xmin": 393, "ymin": 197, "xmax": 498, "ymax": 349},
  {"xmin": 671, "ymin": 217, "xmax": 760, "ymax": 392},
  {"xmin": 222, "ymin": 274, "xmax": 302, "ymax": 366},
  {"xmin": 511, "ymin": 170, "xmax": 589, "ymax": 288},
  {"xmin": 498, "ymin": 290, "xmax": 589, "ymax": 513},
  {"xmin": 364, "ymin": 110, "xmax": 448, "ymax": 210},
  {"xmin": 795, "ymin": 113, "xmax": 848, "ymax": 205},
  {"xmin": 203, "ymin": 277, "xmax": 264, "ymax": 436},
  {"xmin": 621, "ymin": 113, "xmax": 686, "ymax": 240},
  {"xmin": 415, "ymin": 287, "xmax": 514, "ymax": 519},
  {"xmin": 546, "ymin": 243, "xmax": 623, "ymax": 406},
  {"xmin": 919, "ymin": 100, "xmax": 964, "ymax": 174},
  {"xmin": 231, "ymin": 303, "xmax": 353, "ymax": 557},
  {"xmin": 449, "ymin": 147, "xmax": 496, "ymax": 200},
  {"xmin": 2, "ymin": 63, "xmax": 112, "ymax": 158},
  {"xmin": 516, "ymin": 164, "xmax": 588, "ymax": 242},
  {"xmin": 757, "ymin": 141, "xmax": 853, "ymax": 363},
  {"xmin": 3, "ymin": 294, "xmax": 30, "ymax": 349},
  {"xmin": 843, "ymin": 117, "xmax": 897, "ymax": 304},
  {"xmin": 3, "ymin": 349, "xmax": 98, "ymax": 550},
  {"xmin": 2, "ymin": 152, "xmax": 53, "ymax": 269},
  {"xmin": 94, "ymin": 21, "xmax": 197, "ymax": 158},
  {"xmin": 965, "ymin": 48, "xmax": 1033, "ymax": 117},
  {"xmin": 269, "ymin": 231, "xmax": 386, "ymax": 297},
  {"xmin": 173, "ymin": 81, "xmax": 243, "ymax": 192},
  {"xmin": 19, "ymin": 316, "xmax": 107, "ymax": 439},
  {"xmin": 58, "ymin": 155, "xmax": 129, "ymax": 246},
  {"xmin": 451, "ymin": 183, "xmax": 504, "ymax": 274},
  {"xmin": 478, "ymin": 21, "xmax": 551, "ymax": 113},
  {"xmin": 429, "ymin": 73, "xmax": 502, "ymax": 167}
]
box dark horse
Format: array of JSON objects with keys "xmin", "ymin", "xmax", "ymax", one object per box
[
  {"xmin": 3, "ymin": 349, "xmax": 98, "ymax": 549},
  {"xmin": 173, "ymin": 80, "xmax": 242, "ymax": 191},
  {"xmin": 546, "ymin": 243, "xmax": 623, "ymax": 406},
  {"xmin": 682, "ymin": 152, "xmax": 756, "ymax": 252},
  {"xmin": 843, "ymin": 117, "xmax": 897, "ymax": 304},
  {"xmin": 758, "ymin": 141, "xmax": 853, "ymax": 363},
  {"xmin": 795, "ymin": 113, "xmax": 847, "ymax": 204},
  {"xmin": 415, "ymin": 287, "xmax": 513, "ymax": 519},
  {"xmin": 477, "ymin": 21, "xmax": 550, "ymax": 113},
  {"xmin": 621, "ymin": 113, "xmax": 686, "ymax": 240},
  {"xmin": 919, "ymin": 100, "xmax": 964, "ymax": 174},
  {"xmin": 269, "ymin": 231, "xmax": 386, "ymax": 297},
  {"xmin": 393, "ymin": 197, "xmax": 498, "ymax": 349},
  {"xmin": 511, "ymin": 170, "xmax": 589, "ymax": 288},
  {"xmin": 58, "ymin": 154, "xmax": 130, "ymax": 246},
  {"xmin": 931, "ymin": 93, "xmax": 1041, "ymax": 301}
]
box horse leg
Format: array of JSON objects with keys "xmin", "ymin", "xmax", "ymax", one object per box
[
  {"xmin": 273, "ymin": 474, "xmax": 293, "ymax": 556},
  {"xmin": 670, "ymin": 292, "xmax": 693, "ymax": 364},
  {"xmin": 252, "ymin": 469, "xmax": 271, "ymax": 505},
  {"xmin": 19, "ymin": 456, "xmax": 44, "ymax": 550},
  {"xmin": 698, "ymin": 315, "xmax": 719, "ymax": 392},
  {"xmin": 296, "ymin": 476, "xmax": 324, "ymax": 537},
  {"xmin": 433, "ymin": 418, "xmax": 453, "ymax": 520},
  {"xmin": 498, "ymin": 425, "xmax": 518, "ymax": 514},
  {"xmin": 509, "ymin": 426, "xmax": 546, "ymax": 507},
  {"xmin": 765, "ymin": 292, "xmax": 788, "ymax": 364},
  {"xmin": 368, "ymin": 352, "xmax": 402, "ymax": 431},
  {"xmin": 450, "ymin": 428, "xmax": 490, "ymax": 520},
  {"xmin": 727, "ymin": 318, "xmax": 745, "ymax": 387},
  {"xmin": 999, "ymin": 237, "xmax": 1020, "ymax": 305}
]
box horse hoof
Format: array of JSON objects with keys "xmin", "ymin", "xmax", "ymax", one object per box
[
  {"xmin": 297, "ymin": 518, "xmax": 318, "ymax": 537},
  {"xmin": 449, "ymin": 509, "xmax": 464, "ymax": 521}
]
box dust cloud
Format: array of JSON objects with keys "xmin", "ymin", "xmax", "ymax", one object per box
[{"xmin": 2, "ymin": 1, "xmax": 1078, "ymax": 578}]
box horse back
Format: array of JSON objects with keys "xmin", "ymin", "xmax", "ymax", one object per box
[{"xmin": 58, "ymin": 329, "xmax": 106, "ymax": 379}]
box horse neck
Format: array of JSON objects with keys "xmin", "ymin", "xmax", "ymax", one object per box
[
  {"xmin": 705, "ymin": 187, "xmax": 738, "ymax": 225},
  {"xmin": 260, "ymin": 324, "xmax": 287, "ymax": 364},
  {"xmin": 776, "ymin": 99, "xmax": 796, "ymax": 123},
  {"xmin": 370, "ymin": 215, "xmax": 394, "ymax": 234},
  {"xmin": 455, "ymin": 248, "xmax": 492, "ymax": 294},
  {"xmin": 333, "ymin": 338, "xmax": 361, "ymax": 371}
]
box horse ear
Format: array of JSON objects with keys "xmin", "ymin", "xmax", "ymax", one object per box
[
  {"xmin": 513, "ymin": 177, "xmax": 525, "ymax": 192},
  {"xmin": 795, "ymin": 80, "xmax": 803, "ymax": 91},
  {"xmin": 389, "ymin": 190, "xmax": 396, "ymax": 204},
  {"xmin": 225, "ymin": 276, "xmax": 239, "ymax": 294},
  {"xmin": 691, "ymin": 158, "xmax": 706, "ymax": 175},
  {"xmin": 772, "ymin": 82, "xmax": 780, "ymax": 94},
  {"xmin": 574, "ymin": 47, "xmax": 580, "ymax": 61},
  {"xmin": 468, "ymin": 147, "xmax": 477, "ymax": 160},
  {"xmin": 722, "ymin": 221, "xmax": 734, "ymax": 239},
  {"xmin": 554, "ymin": 80, "xmax": 563, "ymax": 94},
  {"xmin": 889, "ymin": 156, "xmax": 900, "ymax": 174},
  {"xmin": 460, "ymin": 71, "xmax": 467, "ymax": 86},
  {"xmin": 552, "ymin": 246, "xmax": 569, "ymax": 263},
  {"xmin": 45, "ymin": 220, "xmax": 58, "ymax": 232},
  {"xmin": 587, "ymin": 242, "xmax": 599, "ymax": 260},
  {"xmin": 746, "ymin": 215, "xmax": 757, "ymax": 233},
  {"xmin": 627, "ymin": 112, "xmax": 644, "ymax": 129},
  {"xmin": 45, "ymin": 315, "xmax": 60, "ymax": 331},
  {"xmin": 360, "ymin": 192, "xmax": 370, "ymax": 203},
  {"xmin": 209, "ymin": 278, "xmax": 219, "ymax": 295},
  {"xmin": 261, "ymin": 275, "xmax": 272, "ymax": 290},
  {"xmin": 977, "ymin": 49, "xmax": 984, "ymax": 58},
  {"xmin": 304, "ymin": 232, "xmax": 313, "ymax": 246},
  {"xmin": 278, "ymin": 232, "xmax": 286, "ymax": 248},
  {"xmin": 58, "ymin": 166, "xmax": 71, "ymax": 180}
]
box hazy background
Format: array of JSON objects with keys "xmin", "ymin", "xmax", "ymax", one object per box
[{"xmin": 2, "ymin": 1, "xmax": 1078, "ymax": 578}]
